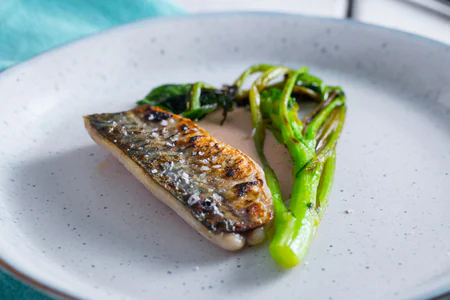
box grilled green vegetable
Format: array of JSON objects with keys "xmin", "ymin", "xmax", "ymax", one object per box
[
  {"xmin": 137, "ymin": 64, "xmax": 347, "ymax": 268},
  {"xmin": 137, "ymin": 83, "xmax": 234, "ymax": 124}
]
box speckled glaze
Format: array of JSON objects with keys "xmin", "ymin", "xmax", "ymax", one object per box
[{"xmin": 0, "ymin": 13, "xmax": 449, "ymax": 300}]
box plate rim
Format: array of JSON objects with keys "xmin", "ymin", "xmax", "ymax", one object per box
[
  {"xmin": 0, "ymin": 11, "xmax": 449, "ymax": 300},
  {"xmin": 0, "ymin": 10, "xmax": 449, "ymax": 79}
]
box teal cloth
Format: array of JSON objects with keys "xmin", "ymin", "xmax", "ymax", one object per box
[
  {"xmin": 0, "ymin": 0, "xmax": 182, "ymax": 298},
  {"xmin": 0, "ymin": 0, "xmax": 184, "ymax": 70}
]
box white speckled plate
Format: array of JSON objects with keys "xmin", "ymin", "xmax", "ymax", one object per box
[{"xmin": 0, "ymin": 13, "xmax": 449, "ymax": 300}]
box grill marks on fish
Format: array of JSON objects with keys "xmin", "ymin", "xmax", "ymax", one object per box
[
  {"xmin": 234, "ymin": 181, "xmax": 262, "ymax": 197},
  {"xmin": 85, "ymin": 105, "xmax": 273, "ymax": 233},
  {"xmin": 145, "ymin": 109, "xmax": 172, "ymax": 122}
]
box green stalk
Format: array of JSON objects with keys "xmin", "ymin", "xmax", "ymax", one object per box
[
  {"xmin": 270, "ymin": 164, "xmax": 323, "ymax": 268},
  {"xmin": 316, "ymin": 150, "xmax": 336, "ymax": 219},
  {"xmin": 247, "ymin": 67, "xmax": 292, "ymax": 218},
  {"xmin": 304, "ymin": 96, "xmax": 345, "ymax": 142},
  {"xmin": 189, "ymin": 82, "xmax": 203, "ymax": 110},
  {"xmin": 234, "ymin": 64, "xmax": 274, "ymax": 91},
  {"xmin": 307, "ymin": 105, "xmax": 346, "ymax": 171},
  {"xmin": 188, "ymin": 82, "xmax": 216, "ymax": 111},
  {"xmin": 235, "ymin": 81, "xmax": 321, "ymax": 102},
  {"xmin": 249, "ymin": 85, "xmax": 286, "ymax": 217},
  {"xmin": 269, "ymin": 69, "xmax": 322, "ymax": 268}
]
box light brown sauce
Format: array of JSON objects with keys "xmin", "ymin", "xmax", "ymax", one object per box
[
  {"xmin": 96, "ymin": 152, "xmax": 129, "ymax": 178},
  {"xmin": 199, "ymin": 107, "xmax": 293, "ymax": 200}
]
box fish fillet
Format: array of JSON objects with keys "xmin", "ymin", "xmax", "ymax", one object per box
[{"xmin": 84, "ymin": 105, "xmax": 273, "ymax": 251}]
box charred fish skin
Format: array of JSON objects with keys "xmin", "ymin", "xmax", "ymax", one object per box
[{"xmin": 84, "ymin": 105, "xmax": 273, "ymax": 234}]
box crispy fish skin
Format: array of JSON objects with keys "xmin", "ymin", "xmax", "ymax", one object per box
[{"xmin": 84, "ymin": 105, "xmax": 273, "ymax": 250}]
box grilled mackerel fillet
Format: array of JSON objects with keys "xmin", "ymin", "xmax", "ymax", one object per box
[{"xmin": 84, "ymin": 105, "xmax": 273, "ymax": 250}]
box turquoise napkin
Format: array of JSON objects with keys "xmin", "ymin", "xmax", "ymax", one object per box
[
  {"xmin": 0, "ymin": 0, "xmax": 184, "ymax": 70},
  {"xmin": 0, "ymin": 0, "xmax": 182, "ymax": 298}
]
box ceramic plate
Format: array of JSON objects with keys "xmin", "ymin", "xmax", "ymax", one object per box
[{"xmin": 0, "ymin": 13, "xmax": 449, "ymax": 300}]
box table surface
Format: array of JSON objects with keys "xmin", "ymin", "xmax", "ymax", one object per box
[
  {"xmin": 2, "ymin": 0, "xmax": 449, "ymax": 299},
  {"xmin": 172, "ymin": 0, "xmax": 450, "ymax": 44}
]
